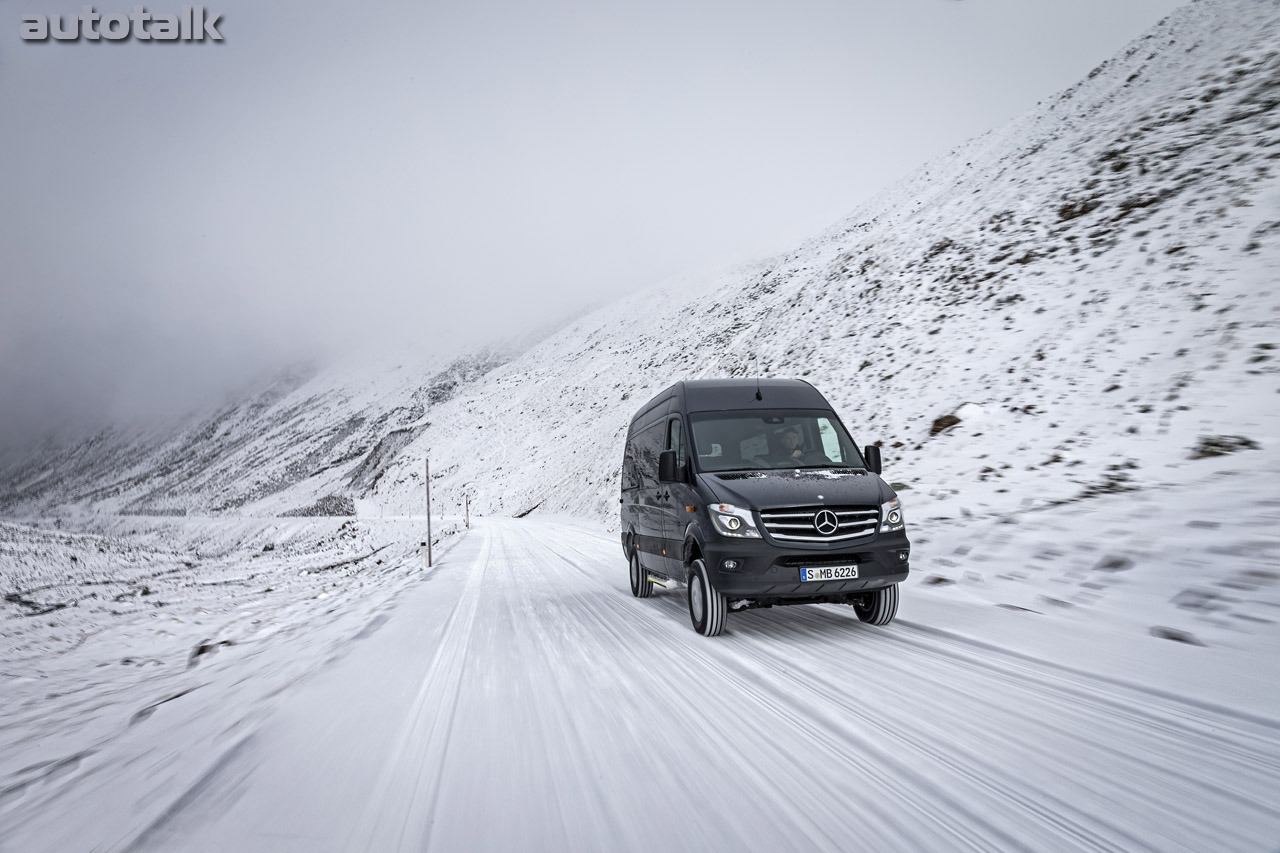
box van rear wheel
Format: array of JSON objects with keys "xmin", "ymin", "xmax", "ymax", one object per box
[
  {"xmin": 853, "ymin": 584, "xmax": 898, "ymax": 626},
  {"xmin": 688, "ymin": 559, "xmax": 727, "ymax": 636},
  {"xmin": 629, "ymin": 551, "xmax": 654, "ymax": 598}
]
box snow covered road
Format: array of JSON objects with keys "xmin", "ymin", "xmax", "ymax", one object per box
[{"xmin": 99, "ymin": 517, "xmax": 1280, "ymax": 853}]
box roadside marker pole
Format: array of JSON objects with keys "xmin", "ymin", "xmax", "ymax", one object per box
[
  {"xmin": 465, "ymin": 496, "xmax": 470, "ymax": 529},
  {"xmin": 426, "ymin": 457, "xmax": 433, "ymax": 568}
]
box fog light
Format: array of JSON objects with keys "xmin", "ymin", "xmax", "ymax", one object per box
[
  {"xmin": 723, "ymin": 559, "xmax": 740, "ymax": 571},
  {"xmin": 898, "ymin": 551, "xmax": 909, "ymax": 562}
]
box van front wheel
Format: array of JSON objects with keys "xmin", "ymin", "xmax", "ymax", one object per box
[
  {"xmin": 630, "ymin": 551, "xmax": 654, "ymax": 598},
  {"xmin": 853, "ymin": 584, "xmax": 898, "ymax": 626},
  {"xmin": 688, "ymin": 559, "xmax": 727, "ymax": 636}
]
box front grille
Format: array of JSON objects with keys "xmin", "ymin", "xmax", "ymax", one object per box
[{"xmin": 758, "ymin": 505, "xmax": 879, "ymax": 543}]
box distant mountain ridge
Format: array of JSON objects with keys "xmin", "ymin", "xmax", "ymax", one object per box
[{"xmin": 4, "ymin": 0, "xmax": 1278, "ymax": 525}]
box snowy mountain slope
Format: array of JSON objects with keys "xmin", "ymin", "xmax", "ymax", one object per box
[
  {"xmin": 0, "ymin": 340, "xmax": 541, "ymax": 517},
  {"xmin": 360, "ymin": 0, "xmax": 1280, "ymax": 521},
  {"xmin": 4, "ymin": 0, "xmax": 1279, "ymax": 542}
]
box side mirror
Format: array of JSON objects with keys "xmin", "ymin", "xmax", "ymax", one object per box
[
  {"xmin": 658, "ymin": 450, "xmax": 679, "ymax": 483},
  {"xmin": 864, "ymin": 444, "xmax": 882, "ymax": 475}
]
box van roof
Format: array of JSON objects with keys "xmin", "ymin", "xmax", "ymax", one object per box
[{"xmin": 633, "ymin": 378, "xmax": 831, "ymax": 422}]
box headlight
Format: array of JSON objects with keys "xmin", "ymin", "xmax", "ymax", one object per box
[
  {"xmin": 710, "ymin": 503, "xmax": 762, "ymax": 538},
  {"xmin": 880, "ymin": 498, "xmax": 905, "ymax": 533}
]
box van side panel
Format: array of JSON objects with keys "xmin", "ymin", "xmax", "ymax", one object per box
[{"xmin": 621, "ymin": 396, "xmax": 673, "ymax": 575}]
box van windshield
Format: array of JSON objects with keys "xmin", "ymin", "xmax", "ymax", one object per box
[{"xmin": 688, "ymin": 409, "xmax": 867, "ymax": 473}]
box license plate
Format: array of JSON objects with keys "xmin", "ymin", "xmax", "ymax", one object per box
[{"xmin": 800, "ymin": 565, "xmax": 858, "ymax": 582}]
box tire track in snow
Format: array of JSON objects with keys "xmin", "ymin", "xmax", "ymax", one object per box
[
  {"xmin": 493, "ymin": 523, "xmax": 925, "ymax": 851},
  {"xmin": 719, "ymin": 615, "xmax": 1201, "ymax": 852},
  {"xmin": 679, "ymin": 595, "xmax": 1280, "ymax": 851},
  {"xmin": 337, "ymin": 518, "xmax": 1280, "ymax": 852},
  {"xmin": 346, "ymin": 525, "xmax": 492, "ymax": 852},
  {"xmin": 532, "ymin": 524, "xmax": 1079, "ymax": 849},
  {"xmin": 525, "ymin": 519, "xmax": 1280, "ymax": 851},
  {"xmin": 553, "ymin": 520, "xmax": 1280, "ymax": 781},
  {"xmin": 896, "ymin": 619, "xmax": 1280, "ymax": 725},
  {"xmin": 506, "ymin": 521, "xmax": 1014, "ymax": 851},
  {"xmin": 869, "ymin": 624, "xmax": 1280, "ymax": 806}
]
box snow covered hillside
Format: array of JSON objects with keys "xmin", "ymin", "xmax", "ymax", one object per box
[
  {"xmin": 0, "ymin": 341, "xmax": 532, "ymax": 518},
  {"xmin": 368, "ymin": 0, "xmax": 1280, "ymax": 520}
]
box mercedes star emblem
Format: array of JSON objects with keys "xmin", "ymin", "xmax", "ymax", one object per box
[{"xmin": 813, "ymin": 509, "xmax": 839, "ymax": 536}]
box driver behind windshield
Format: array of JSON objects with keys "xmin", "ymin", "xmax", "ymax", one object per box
[
  {"xmin": 768, "ymin": 426, "xmax": 832, "ymax": 467},
  {"xmin": 776, "ymin": 427, "xmax": 804, "ymax": 461}
]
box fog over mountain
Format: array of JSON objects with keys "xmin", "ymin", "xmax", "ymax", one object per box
[
  {"xmin": 1, "ymin": 0, "xmax": 1187, "ymax": 448},
  {"xmin": 5, "ymin": 0, "xmax": 1276, "ymax": 530}
]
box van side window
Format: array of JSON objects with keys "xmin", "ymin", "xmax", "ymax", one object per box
[
  {"xmin": 637, "ymin": 421, "xmax": 665, "ymax": 487},
  {"xmin": 622, "ymin": 435, "xmax": 642, "ymax": 491},
  {"xmin": 667, "ymin": 418, "xmax": 685, "ymax": 469}
]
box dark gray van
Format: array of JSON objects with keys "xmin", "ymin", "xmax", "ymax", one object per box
[{"xmin": 620, "ymin": 378, "xmax": 909, "ymax": 636}]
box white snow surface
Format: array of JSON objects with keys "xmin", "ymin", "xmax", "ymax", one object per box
[
  {"xmin": 4, "ymin": 519, "xmax": 1278, "ymax": 851},
  {"xmin": 3, "ymin": 0, "xmax": 1280, "ymax": 849}
]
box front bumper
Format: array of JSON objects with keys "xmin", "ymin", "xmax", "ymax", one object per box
[{"xmin": 701, "ymin": 530, "xmax": 911, "ymax": 601}]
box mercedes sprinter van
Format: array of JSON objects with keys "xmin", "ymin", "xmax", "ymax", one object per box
[{"xmin": 620, "ymin": 379, "xmax": 909, "ymax": 636}]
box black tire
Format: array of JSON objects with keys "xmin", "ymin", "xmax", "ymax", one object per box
[
  {"xmin": 630, "ymin": 551, "xmax": 654, "ymax": 599},
  {"xmin": 853, "ymin": 584, "xmax": 898, "ymax": 626},
  {"xmin": 687, "ymin": 558, "xmax": 727, "ymax": 636}
]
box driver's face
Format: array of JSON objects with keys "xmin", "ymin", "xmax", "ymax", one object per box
[{"xmin": 781, "ymin": 432, "xmax": 799, "ymax": 448}]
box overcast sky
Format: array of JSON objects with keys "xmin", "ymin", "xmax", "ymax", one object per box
[{"xmin": 0, "ymin": 0, "xmax": 1187, "ymax": 446}]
